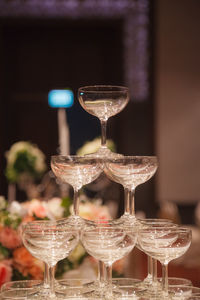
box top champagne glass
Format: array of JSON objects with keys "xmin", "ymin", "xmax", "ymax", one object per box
[{"xmin": 78, "ymin": 85, "xmax": 130, "ymax": 157}]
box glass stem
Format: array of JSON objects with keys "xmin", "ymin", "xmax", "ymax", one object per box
[
  {"xmin": 49, "ymin": 265, "xmax": 56, "ymax": 298},
  {"xmin": 44, "ymin": 263, "xmax": 50, "ymax": 287},
  {"xmin": 128, "ymin": 188, "xmax": 135, "ymax": 216},
  {"xmin": 124, "ymin": 187, "xmax": 131, "ymax": 214},
  {"xmin": 152, "ymin": 258, "xmax": 158, "ymax": 283},
  {"xmin": 147, "ymin": 256, "xmax": 153, "ymax": 280},
  {"xmin": 105, "ymin": 264, "xmax": 113, "ymax": 296},
  {"xmin": 73, "ymin": 188, "xmax": 79, "ymax": 216},
  {"xmin": 162, "ymin": 263, "xmax": 169, "ymax": 294},
  {"xmin": 100, "ymin": 120, "xmax": 107, "ymax": 148},
  {"xmin": 98, "ymin": 261, "xmax": 105, "ymax": 286}
]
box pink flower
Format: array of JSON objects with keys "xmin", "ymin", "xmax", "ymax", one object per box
[
  {"xmin": 0, "ymin": 260, "xmax": 12, "ymax": 287},
  {"xmin": 22, "ymin": 199, "xmax": 48, "ymax": 219},
  {"xmin": 13, "ymin": 247, "xmax": 44, "ymax": 280},
  {"xmin": 0, "ymin": 227, "xmax": 22, "ymax": 249},
  {"xmin": 113, "ymin": 257, "xmax": 126, "ymax": 275},
  {"xmin": 79, "ymin": 201, "xmax": 111, "ymax": 221}
]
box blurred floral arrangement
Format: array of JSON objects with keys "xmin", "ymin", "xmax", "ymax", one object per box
[
  {"xmin": 5, "ymin": 141, "xmax": 46, "ymax": 184},
  {"xmin": 5, "ymin": 141, "xmax": 47, "ymax": 201},
  {"xmin": 0, "ymin": 195, "xmax": 125, "ymax": 287}
]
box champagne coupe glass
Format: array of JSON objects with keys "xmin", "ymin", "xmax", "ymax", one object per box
[
  {"xmin": 139, "ymin": 221, "xmax": 192, "ymax": 291},
  {"xmin": 78, "ymin": 85, "xmax": 130, "ymax": 157},
  {"xmin": 51, "ymin": 155, "xmax": 103, "ymax": 225},
  {"xmin": 105, "ymin": 156, "xmax": 158, "ymax": 224},
  {"xmin": 138, "ymin": 226, "xmax": 192, "ymax": 297},
  {"xmin": 137, "ymin": 218, "xmax": 174, "ymax": 288},
  {"xmin": 81, "ymin": 221, "xmax": 138, "ymax": 298},
  {"xmin": 21, "ymin": 220, "xmax": 79, "ymax": 299},
  {"xmin": 72, "ymin": 219, "xmax": 125, "ymax": 295},
  {"xmin": 20, "ymin": 220, "xmax": 55, "ymax": 294}
]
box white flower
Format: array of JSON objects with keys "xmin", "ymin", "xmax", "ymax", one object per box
[
  {"xmin": 0, "ymin": 196, "xmax": 7, "ymax": 210},
  {"xmin": 77, "ymin": 138, "xmax": 101, "ymax": 156},
  {"xmin": 76, "ymin": 137, "xmax": 115, "ymax": 156},
  {"xmin": 78, "ymin": 198, "xmax": 111, "ymax": 221},
  {"xmin": 21, "ymin": 199, "xmax": 48, "ymax": 219},
  {"xmin": 6, "ymin": 141, "xmax": 30, "ymax": 165},
  {"xmin": 62, "ymin": 257, "xmax": 97, "ymax": 280},
  {"xmin": 8, "ymin": 201, "xmax": 27, "ymax": 217},
  {"xmin": 46, "ymin": 198, "xmax": 65, "ymax": 219}
]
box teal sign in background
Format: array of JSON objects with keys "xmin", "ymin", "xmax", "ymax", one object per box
[{"xmin": 48, "ymin": 89, "xmax": 74, "ymax": 108}]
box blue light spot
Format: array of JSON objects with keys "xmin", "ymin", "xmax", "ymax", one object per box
[{"xmin": 48, "ymin": 89, "xmax": 74, "ymax": 108}]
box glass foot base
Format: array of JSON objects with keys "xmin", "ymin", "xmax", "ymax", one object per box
[
  {"xmin": 81, "ymin": 278, "xmax": 147, "ymax": 299},
  {"xmin": 111, "ymin": 214, "xmax": 137, "ymax": 227},
  {"xmin": 57, "ymin": 215, "xmax": 86, "ymax": 229},
  {"xmin": 55, "ymin": 278, "xmax": 95, "ymax": 298},
  {"xmin": 83, "ymin": 285, "xmax": 122, "ymax": 299}
]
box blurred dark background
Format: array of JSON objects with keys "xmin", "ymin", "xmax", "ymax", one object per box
[{"xmin": 0, "ymin": 0, "xmax": 155, "ymax": 215}]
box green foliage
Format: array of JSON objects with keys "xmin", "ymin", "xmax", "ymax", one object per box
[
  {"xmin": 0, "ymin": 243, "xmax": 11, "ymax": 258},
  {"xmin": 0, "ymin": 211, "xmax": 22, "ymax": 230},
  {"xmin": 13, "ymin": 151, "xmax": 36, "ymax": 174},
  {"xmin": 32, "ymin": 214, "xmax": 49, "ymax": 221},
  {"xmin": 4, "ymin": 216, "xmax": 21, "ymax": 229},
  {"xmin": 55, "ymin": 258, "xmax": 74, "ymax": 278},
  {"xmin": 112, "ymin": 270, "xmax": 124, "ymax": 278},
  {"xmin": 6, "ymin": 151, "xmax": 40, "ymax": 183},
  {"xmin": 5, "ymin": 166, "xmax": 18, "ymax": 183},
  {"xmin": 5, "ymin": 141, "xmax": 46, "ymax": 184},
  {"xmin": 12, "ymin": 268, "xmax": 30, "ymax": 281},
  {"xmin": 61, "ymin": 196, "xmax": 72, "ymax": 217},
  {"xmin": 76, "ymin": 251, "xmax": 87, "ymax": 266}
]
